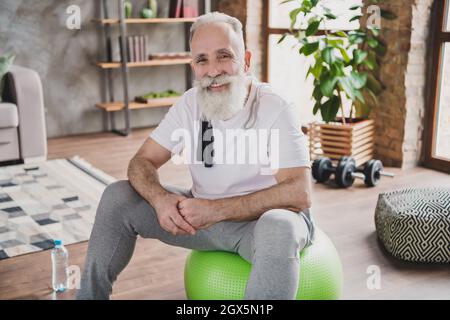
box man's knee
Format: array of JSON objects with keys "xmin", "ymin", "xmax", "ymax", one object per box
[
  {"xmin": 253, "ymin": 209, "xmax": 308, "ymax": 258},
  {"xmin": 97, "ymin": 180, "xmax": 137, "ymax": 220}
]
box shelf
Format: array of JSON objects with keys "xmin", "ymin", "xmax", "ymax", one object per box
[
  {"xmin": 93, "ymin": 18, "xmax": 197, "ymax": 25},
  {"xmin": 96, "ymin": 97, "xmax": 180, "ymax": 112},
  {"xmin": 96, "ymin": 58, "xmax": 192, "ymax": 69}
]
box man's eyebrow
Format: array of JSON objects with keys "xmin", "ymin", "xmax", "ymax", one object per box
[
  {"xmin": 193, "ymin": 53, "xmax": 208, "ymax": 61},
  {"xmin": 216, "ymin": 48, "xmax": 234, "ymax": 56},
  {"xmin": 193, "ymin": 48, "xmax": 234, "ymax": 60}
]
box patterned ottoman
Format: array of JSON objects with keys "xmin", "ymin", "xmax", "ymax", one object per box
[{"xmin": 375, "ymin": 188, "xmax": 450, "ymax": 263}]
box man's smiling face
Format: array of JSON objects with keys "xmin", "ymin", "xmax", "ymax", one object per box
[
  {"xmin": 190, "ymin": 22, "xmax": 243, "ymax": 88},
  {"xmin": 190, "ymin": 22, "xmax": 252, "ymax": 121}
]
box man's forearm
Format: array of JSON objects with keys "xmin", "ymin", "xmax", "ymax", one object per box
[
  {"xmin": 213, "ymin": 177, "xmax": 311, "ymax": 222},
  {"xmin": 127, "ymin": 156, "xmax": 169, "ymax": 209}
]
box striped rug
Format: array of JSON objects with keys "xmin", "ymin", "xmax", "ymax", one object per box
[{"xmin": 0, "ymin": 156, "xmax": 116, "ymax": 260}]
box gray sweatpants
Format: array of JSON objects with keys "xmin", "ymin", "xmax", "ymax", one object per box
[{"xmin": 76, "ymin": 180, "xmax": 315, "ymax": 300}]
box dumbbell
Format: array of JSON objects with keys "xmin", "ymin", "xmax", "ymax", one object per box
[
  {"xmin": 312, "ymin": 157, "xmax": 351, "ymax": 183},
  {"xmin": 335, "ymin": 157, "xmax": 394, "ymax": 188},
  {"xmin": 361, "ymin": 159, "xmax": 395, "ymax": 187},
  {"xmin": 333, "ymin": 157, "xmax": 363, "ymax": 188}
]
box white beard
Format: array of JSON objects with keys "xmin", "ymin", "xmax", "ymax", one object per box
[{"xmin": 194, "ymin": 71, "xmax": 248, "ymax": 122}]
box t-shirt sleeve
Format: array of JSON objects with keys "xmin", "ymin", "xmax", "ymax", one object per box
[
  {"xmin": 268, "ymin": 103, "xmax": 311, "ymax": 169},
  {"xmin": 149, "ymin": 96, "xmax": 186, "ymax": 155}
]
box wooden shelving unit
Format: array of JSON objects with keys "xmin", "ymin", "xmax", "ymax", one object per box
[
  {"xmin": 96, "ymin": 97, "xmax": 180, "ymax": 112},
  {"xmin": 96, "ymin": 58, "xmax": 192, "ymax": 69},
  {"xmin": 96, "ymin": 0, "xmax": 210, "ymax": 136},
  {"xmin": 93, "ymin": 17, "xmax": 197, "ymax": 24}
]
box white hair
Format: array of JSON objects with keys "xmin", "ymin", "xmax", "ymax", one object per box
[{"xmin": 189, "ymin": 12, "xmax": 245, "ymax": 58}]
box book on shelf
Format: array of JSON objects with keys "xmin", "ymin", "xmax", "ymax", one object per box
[
  {"xmin": 183, "ymin": 0, "xmax": 199, "ymax": 17},
  {"xmin": 141, "ymin": 37, "xmax": 145, "ymax": 62},
  {"xmin": 133, "ymin": 36, "xmax": 139, "ymax": 62},
  {"xmin": 118, "ymin": 35, "xmax": 148, "ymax": 63},
  {"xmin": 148, "ymin": 52, "xmax": 191, "ymax": 60},
  {"xmin": 169, "ymin": 0, "xmax": 199, "ymax": 18},
  {"xmin": 169, "ymin": 0, "xmax": 183, "ymax": 18},
  {"xmin": 119, "ymin": 36, "xmax": 128, "ymax": 62}
]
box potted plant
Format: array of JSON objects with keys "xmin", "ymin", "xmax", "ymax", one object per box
[{"xmin": 278, "ymin": 0, "xmax": 396, "ymax": 165}]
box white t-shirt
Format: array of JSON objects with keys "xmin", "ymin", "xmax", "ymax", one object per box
[{"xmin": 150, "ymin": 76, "xmax": 310, "ymax": 200}]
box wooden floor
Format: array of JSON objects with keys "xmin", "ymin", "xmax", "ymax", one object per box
[{"xmin": 0, "ymin": 127, "xmax": 449, "ymax": 300}]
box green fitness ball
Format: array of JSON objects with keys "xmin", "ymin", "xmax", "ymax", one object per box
[{"xmin": 184, "ymin": 229, "xmax": 343, "ymax": 300}]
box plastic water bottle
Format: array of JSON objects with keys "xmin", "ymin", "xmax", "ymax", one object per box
[{"xmin": 51, "ymin": 239, "xmax": 68, "ymax": 292}]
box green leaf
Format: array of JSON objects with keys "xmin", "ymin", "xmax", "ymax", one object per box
[
  {"xmin": 348, "ymin": 30, "xmax": 366, "ymax": 37},
  {"xmin": 338, "ymin": 47, "xmax": 351, "ymax": 63},
  {"xmin": 306, "ymin": 20, "xmax": 321, "ymax": 36},
  {"xmin": 373, "ymin": 41, "xmax": 387, "ymax": 56},
  {"xmin": 300, "ymin": 41, "xmax": 319, "ymax": 56},
  {"xmin": 338, "ymin": 77, "xmax": 357, "ymax": 101},
  {"xmin": 309, "ymin": 60, "xmax": 323, "ymax": 80},
  {"xmin": 331, "ymin": 60, "xmax": 345, "ymax": 77},
  {"xmin": 320, "ymin": 76, "xmax": 338, "ymax": 97},
  {"xmin": 353, "ymin": 49, "xmax": 368, "ymax": 65},
  {"xmin": 322, "ymin": 6, "xmax": 332, "ymax": 14},
  {"xmin": 321, "ymin": 46, "xmax": 335, "ymax": 64},
  {"xmin": 349, "ymin": 71, "xmax": 367, "ymax": 90},
  {"xmin": 320, "ymin": 95, "xmax": 340, "ymax": 122},
  {"xmin": 313, "ymin": 101, "xmax": 321, "ymax": 115},
  {"xmin": 280, "ymin": 0, "xmax": 294, "ymax": 4},
  {"xmin": 354, "ymin": 89, "xmax": 365, "ymax": 103},
  {"xmin": 335, "ymin": 31, "xmax": 348, "ymax": 38},
  {"xmin": 277, "ymin": 33, "xmax": 288, "ymax": 44},
  {"xmin": 364, "ymin": 51, "xmax": 378, "ymax": 70},
  {"xmin": 349, "ymin": 15, "xmax": 363, "ymax": 22},
  {"xmin": 325, "ymin": 13, "xmax": 337, "ymax": 19},
  {"xmin": 298, "ymin": 36, "xmax": 308, "ymax": 45},
  {"xmin": 365, "ymin": 87, "xmax": 379, "ymax": 106},
  {"xmin": 327, "ymin": 38, "xmax": 345, "ymax": 47},
  {"xmin": 289, "ymin": 8, "xmax": 302, "ymax": 28},
  {"xmin": 353, "ymin": 99, "xmax": 370, "ymax": 118},
  {"xmin": 380, "ymin": 9, "xmax": 397, "ymax": 20},
  {"xmin": 370, "ymin": 27, "xmax": 380, "ymax": 37},
  {"xmin": 313, "ymin": 85, "xmax": 322, "ymax": 101},
  {"xmin": 366, "ymin": 74, "xmax": 383, "ymax": 94},
  {"xmin": 349, "ymin": 34, "xmax": 365, "ymax": 45},
  {"xmin": 350, "ymin": 5, "xmax": 362, "ymax": 10},
  {"xmin": 367, "ymin": 37, "xmax": 379, "ymax": 48}
]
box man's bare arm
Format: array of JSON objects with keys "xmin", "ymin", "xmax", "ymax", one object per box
[
  {"xmin": 127, "ymin": 138, "xmax": 171, "ymax": 208},
  {"xmin": 127, "ymin": 137, "xmax": 196, "ymax": 235},
  {"xmin": 213, "ymin": 167, "xmax": 312, "ymax": 222}
]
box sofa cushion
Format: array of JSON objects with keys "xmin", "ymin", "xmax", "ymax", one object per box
[
  {"xmin": 0, "ymin": 127, "xmax": 20, "ymax": 161},
  {"xmin": 0, "ymin": 103, "xmax": 18, "ymax": 128}
]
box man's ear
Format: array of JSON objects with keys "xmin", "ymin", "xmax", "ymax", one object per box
[{"xmin": 244, "ymin": 49, "xmax": 252, "ymax": 72}]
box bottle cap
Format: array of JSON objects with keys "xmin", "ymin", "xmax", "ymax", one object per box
[{"xmin": 54, "ymin": 239, "xmax": 62, "ymax": 246}]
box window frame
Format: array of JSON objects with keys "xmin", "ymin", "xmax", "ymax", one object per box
[
  {"xmin": 262, "ymin": 0, "xmax": 327, "ymax": 82},
  {"xmin": 424, "ymin": 0, "xmax": 450, "ymax": 173}
]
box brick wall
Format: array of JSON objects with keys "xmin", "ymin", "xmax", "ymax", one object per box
[
  {"xmin": 364, "ymin": 0, "xmax": 433, "ymax": 168},
  {"xmin": 212, "ymin": 0, "xmax": 265, "ymax": 81},
  {"xmin": 245, "ymin": 0, "xmax": 265, "ymax": 81}
]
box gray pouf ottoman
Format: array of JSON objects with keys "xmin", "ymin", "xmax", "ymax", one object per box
[{"xmin": 375, "ymin": 188, "xmax": 450, "ymax": 263}]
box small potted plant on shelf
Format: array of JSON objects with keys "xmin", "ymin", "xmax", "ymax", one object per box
[{"xmin": 278, "ymin": 0, "xmax": 396, "ymax": 166}]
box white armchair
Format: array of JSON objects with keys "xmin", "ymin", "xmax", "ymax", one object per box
[{"xmin": 0, "ymin": 65, "xmax": 47, "ymax": 164}]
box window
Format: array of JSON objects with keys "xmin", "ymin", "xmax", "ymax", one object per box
[
  {"xmin": 424, "ymin": 0, "xmax": 450, "ymax": 173},
  {"xmin": 264, "ymin": 0, "xmax": 362, "ymax": 126}
]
